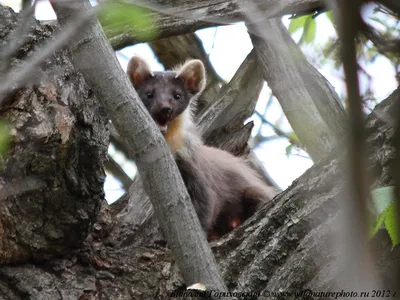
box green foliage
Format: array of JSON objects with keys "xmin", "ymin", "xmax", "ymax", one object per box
[
  {"xmin": 370, "ymin": 186, "xmax": 400, "ymax": 247},
  {"xmin": 285, "ymin": 132, "xmax": 302, "ymax": 157},
  {"xmin": 371, "ymin": 186, "xmax": 394, "ymax": 214},
  {"xmin": 98, "ymin": 1, "xmax": 156, "ymax": 40},
  {"xmin": 301, "ymin": 17, "xmax": 316, "ymax": 44},
  {"xmin": 325, "ymin": 11, "xmax": 334, "ymax": 24},
  {"xmin": 288, "ymin": 15, "xmax": 316, "ymax": 45},
  {"xmin": 285, "ymin": 144, "xmax": 293, "ymax": 157},
  {"xmin": 288, "ymin": 16, "xmax": 308, "ymax": 34},
  {"xmin": 286, "ymin": 131, "xmax": 300, "ymax": 144},
  {"xmin": 384, "ymin": 202, "xmax": 400, "ymax": 247},
  {"xmin": 370, "ymin": 210, "xmax": 386, "ymax": 238}
]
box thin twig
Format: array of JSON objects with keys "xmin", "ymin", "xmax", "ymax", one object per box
[
  {"xmin": 0, "ymin": 0, "xmax": 38, "ymax": 73},
  {"xmin": 207, "ymin": 27, "xmax": 218, "ymax": 59},
  {"xmin": 360, "ymin": 17, "xmax": 400, "ymax": 54},
  {"xmin": 254, "ymin": 111, "xmax": 304, "ymax": 149},
  {"xmin": 0, "ymin": 1, "xmax": 101, "ymax": 102}
]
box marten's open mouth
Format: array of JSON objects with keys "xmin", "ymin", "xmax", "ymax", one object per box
[
  {"xmin": 157, "ymin": 122, "xmax": 168, "ymax": 135},
  {"xmin": 154, "ymin": 118, "xmax": 170, "ymax": 135},
  {"xmin": 154, "ymin": 114, "xmax": 171, "ymax": 135}
]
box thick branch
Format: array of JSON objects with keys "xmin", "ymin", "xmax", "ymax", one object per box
[
  {"xmin": 50, "ymin": 0, "xmax": 228, "ymax": 292},
  {"xmin": 197, "ymin": 50, "xmax": 263, "ymax": 155},
  {"xmin": 0, "ymin": 5, "xmax": 108, "ymax": 264},
  {"xmin": 248, "ymin": 18, "xmax": 347, "ymax": 161},
  {"xmin": 106, "ymin": 0, "xmax": 325, "ymax": 50}
]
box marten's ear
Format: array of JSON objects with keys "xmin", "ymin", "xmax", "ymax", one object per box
[
  {"xmin": 127, "ymin": 56, "xmax": 153, "ymax": 88},
  {"xmin": 176, "ymin": 60, "xmax": 206, "ymax": 94}
]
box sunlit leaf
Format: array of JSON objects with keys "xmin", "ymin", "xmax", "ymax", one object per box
[
  {"xmin": 326, "ymin": 11, "xmax": 334, "ymax": 24},
  {"xmin": 370, "ymin": 187, "xmax": 400, "ymax": 246},
  {"xmin": 371, "ymin": 186, "xmax": 395, "ymax": 214},
  {"xmin": 302, "ymin": 16, "xmax": 317, "ymax": 44},
  {"xmin": 370, "ymin": 210, "xmax": 386, "ymax": 238},
  {"xmin": 286, "ymin": 131, "xmax": 300, "ymax": 144},
  {"xmin": 98, "ymin": 1, "xmax": 156, "ymax": 40},
  {"xmin": 384, "ymin": 202, "xmax": 400, "ymax": 247},
  {"xmin": 288, "ymin": 16, "xmax": 308, "ymax": 34},
  {"xmin": 285, "ymin": 144, "xmax": 293, "ymax": 157}
]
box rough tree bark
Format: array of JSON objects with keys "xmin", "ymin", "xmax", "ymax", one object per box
[
  {"xmin": 0, "ymin": 5, "xmax": 108, "ymax": 265},
  {"xmin": 247, "ymin": 18, "xmax": 346, "ymax": 161}
]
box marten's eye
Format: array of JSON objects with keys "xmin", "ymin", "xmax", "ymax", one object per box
[
  {"xmin": 146, "ymin": 92, "xmax": 154, "ymax": 99},
  {"xmin": 174, "ymin": 93, "xmax": 181, "ymax": 100}
]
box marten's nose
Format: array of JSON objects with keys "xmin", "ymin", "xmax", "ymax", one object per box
[{"xmin": 160, "ymin": 107, "xmax": 172, "ymax": 114}]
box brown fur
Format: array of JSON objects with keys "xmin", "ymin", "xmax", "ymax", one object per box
[
  {"xmin": 179, "ymin": 143, "xmax": 277, "ymax": 239},
  {"xmin": 127, "ymin": 56, "xmax": 277, "ymax": 240},
  {"xmin": 164, "ymin": 114, "xmax": 185, "ymax": 153}
]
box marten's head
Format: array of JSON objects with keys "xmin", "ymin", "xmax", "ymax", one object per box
[{"xmin": 127, "ymin": 56, "xmax": 206, "ymax": 135}]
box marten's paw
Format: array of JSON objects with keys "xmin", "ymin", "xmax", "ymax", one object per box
[{"xmin": 242, "ymin": 186, "xmax": 267, "ymax": 220}]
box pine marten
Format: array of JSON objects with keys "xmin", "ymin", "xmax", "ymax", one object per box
[{"xmin": 127, "ymin": 56, "xmax": 277, "ymax": 240}]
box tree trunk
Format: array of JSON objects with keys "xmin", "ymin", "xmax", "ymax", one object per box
[
  {"xmin": 248, "ymin": 18, "xmax": 346, "ymax": 162},
  {"xmin": 0, "ymin": 5, "xmax": 108, "ymax": 264}
]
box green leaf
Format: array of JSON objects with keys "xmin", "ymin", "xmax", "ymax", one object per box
[
  {"xmin": 302, "ymin": 17, "xmax": 317, "ymax": 44},
  {"xmin": 384, "ymin": 202, "xmax": 400, "ymax": 247},
  {"xmin": 369, "ymin": 186, "xmax": 400, "ymax": 245},
  {"xmin": 288, "ymin": 16, "xmax": 308, "ymax": 34},
  {"xmin": 98, "ymin": 1, "xmax": 156, "ymax": 40},
  {"xmin": 285, "ymin": 144, "xmax": 293, "ymax": 157},
  {"xmin": 286, "ymin": 131, "xmax": 300, "ymax": 144},
  {"xmin": 325, "ymin": 11, "xmax": 334, "ymax": 24},
  {"xmin": 371, "ymin": 186, "xmax": 395, "ymax": 214},
  {"xmin": 370, "ymin": 210, "xmax": 386, "ymax": 238}
]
